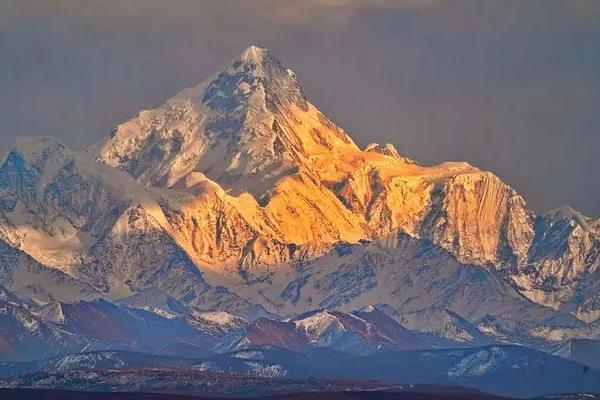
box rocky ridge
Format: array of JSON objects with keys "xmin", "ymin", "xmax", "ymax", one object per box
[{"xmin": 0, "ymin": 45, "xmax": 597, "ymax": 328}]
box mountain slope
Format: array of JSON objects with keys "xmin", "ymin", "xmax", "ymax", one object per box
[
  {"xmin": 0, "ymin": 137, "xmax": 247, "ymax": 311},
  {"xmin": 0, "ymin": 45, "xmax": 597, "ymax": 327},
  {"xmin": 0, "ymin": 350, "xmax": 198, "ymax": 379},
  {"xmin": 392, "ymin": 307, "xmax": 493, "ymax": 348},
  {"xmin": 513, "ymin": 206, "xmax": 600, "ymax": 322},
  {"xmin": 293, "ymin": 308, "xmax": 425, "ymax": 354},
  {"xmin": 250, "ymin": 232, "xmax": 554, "ymax": 321},
  {"xmin": 88, "ymin": 46, "xmax": 600, "ymax": 320},
  {"xmin": 202, "ymin": 345, "xmax": 600, "ymax": 398},
  {"xmin": 4, "ymin": 345, "xmax": 597, "ymax": 398},
  {"xmin": 0, "ymin": 298, "xmax": 94, "ymax": 361},
  {"xmin": 92, "ymin": 46, "xmax": 535, "ymax": 271}
]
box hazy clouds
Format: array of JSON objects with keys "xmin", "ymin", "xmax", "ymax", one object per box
[{"xmin": 1, "ymin": 0, "xmax": 599, "ymax": 214}]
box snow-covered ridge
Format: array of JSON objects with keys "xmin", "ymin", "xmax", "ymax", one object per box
[{"xmin": 0, "ymin": 45, "xmax": 598, "ymax": 332}]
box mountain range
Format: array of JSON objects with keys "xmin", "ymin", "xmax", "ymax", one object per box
[
  {"xmin": 0, "ymin": 45, "xmax": 599, "ymax": 396},
  {"xmin": 2, "ymin": 344, "xmax": 600, "ymax": 398}
]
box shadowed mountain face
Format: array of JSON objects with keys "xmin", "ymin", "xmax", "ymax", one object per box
[{"xmin": 0, "ymin": 46, "xmax": 599, "ymax": 390}]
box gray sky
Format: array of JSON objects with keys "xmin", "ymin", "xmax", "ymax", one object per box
[{"xmin": 1, "ymin": 0, "xmax": 599, "ymax": 215}]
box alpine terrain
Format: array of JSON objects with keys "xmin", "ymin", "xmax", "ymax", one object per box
[{"xmin": 0, "ymin": 46, "xmax": 599, "ymax": 397}]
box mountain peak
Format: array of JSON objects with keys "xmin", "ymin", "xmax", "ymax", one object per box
[
  {"xmin": 234, "ymin": 45, "xmax": 296, "ymax": 83},
  {"xmin": 365, "ymin": 142, "xmax": 401, "ymax": 158},
  {"xmin": 210, "ymin": 44, "xmax": 304, "ymax": 108},
  {"xmin": 544, "ymin": 204, "xmax": 589, "ymax": 226},
  {"xmin": 236, "ymin": 45, "xmax": 289, "ymax": 77},
  {"xmin": 240, "ymin": 45, "xmax": 269, "ymax": 63},
  {"xmin": 94, "ymin": 44, "xmax": 360, "ymax": 193},
  {"xmin": 168, "ymin": 45, "xmax": 296, "ymax": 107},
  {"xmin": 543, "ymin": 204, "xmax": 597, "ymax": 236}
]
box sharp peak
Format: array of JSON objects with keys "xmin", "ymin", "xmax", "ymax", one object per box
[
  {"xmin": 240, "ymin": 45, "xmax": 270, "ymax": 62},
  {"xmin": 171, "ymin": 44, "xmax": 299, "ymax": 104},
  {"xmin": 233, "ymin": 44, "xmax": 291, "ymax": 76}
]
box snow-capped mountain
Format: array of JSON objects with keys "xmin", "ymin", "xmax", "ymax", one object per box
[
  {"xmin": 0, "ymin": 296, "xmax": 94, "ymax": 361},
  {"xmin": 514, "ymin": 205, "xmax": 600, "ymax": 322},
  {"xmin": 185, "ymin": 309, "xmax": 248, "ymax": 338},
  {"xmin": 216, "ymin": 317, "xmax": 310, "ymax": 353},
  {"xmin": 0, "ymin": 137, "xmax": 246, "ymax": 310},
  {"xmin": 91, "ymin": 45, "xmax": 539, "ymax": 274},
  {"xmin": 292, "ymin": 307, "xmax": 424, "ymax": 354},
  {"xmin": 0, "ymin": 45, "xmax": 598, "ymax": 344},
  {"xmin": 216, "ymin": 307, "xmax": 426, "ymax": 355},
  {"xmin": 390, "ymin": 307, "xmax": 493, "ymax": 348},
  {"xmin": 0, "ymin": 291, "xmax": 262, "ymax": 361}
]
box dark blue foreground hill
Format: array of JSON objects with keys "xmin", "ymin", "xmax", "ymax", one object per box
[{"xmin": 2, "ymin": 345, "xmax": 599, "ymax": 398}]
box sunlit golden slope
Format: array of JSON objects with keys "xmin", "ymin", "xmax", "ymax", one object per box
[{"xmin": 94, "ymin": 46, "xmax": 534, "ymax": 272}]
